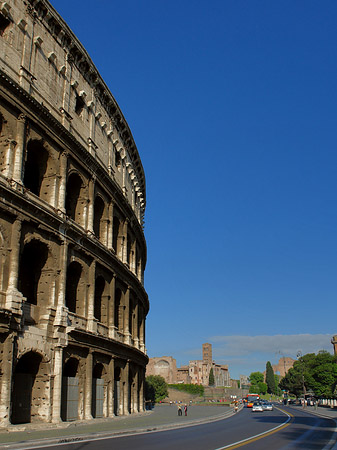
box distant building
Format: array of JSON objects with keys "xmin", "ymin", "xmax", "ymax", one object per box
[
  {"xmin": 272, "ymin": 357, "xmax": 295, "ymax": 377},
  {"xmin": 240, "ymin": 375, "xmax": 250, "ymax": 389},
  {"xmin": 177, "ymin": 365, "xmax": 190, "ymax": 384},
  {"xmin": 147, "ymin": 343, "xmax": 230, "ymax": 387},
  {"xmin": 146, "ymin": 357, "xmax": 177, "ymax": 383}
]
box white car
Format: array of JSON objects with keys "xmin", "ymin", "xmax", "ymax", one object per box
[
  {"xmin": 252, "ymin": 401, "xmax": 263, "ymax": 412},
  {"xmin": 262, "ymin": 402, "xmax": 273, "ymax": 411}
]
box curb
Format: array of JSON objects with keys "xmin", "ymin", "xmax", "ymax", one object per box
[{"xmin": 1, "ymin": 407, "xmax": 242, "ymax": 449}]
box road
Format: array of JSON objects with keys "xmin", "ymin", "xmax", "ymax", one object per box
[{"xmin": 27, "ymin": 406, "xmax": 337, "ymax": 450}]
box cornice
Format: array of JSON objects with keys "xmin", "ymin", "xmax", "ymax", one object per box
[
  {"xmin": 0, "ymin": 68, "xmax": 146, "ymax": 252},
  {"xmin": 26, "ymin": 0, "xmax": 146, "ymax": 203}
]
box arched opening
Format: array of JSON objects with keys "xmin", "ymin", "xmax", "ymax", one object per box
[
  {"xmin": 65, "ymin": 173, "xmax": 83, "ymax": 224},
  {"xmin": 129, "ymin": 298, "xmax": 134, "ymax": 339},
  {"xmin": 23, "ymin": 140, "xmax": 48, "ymax": 197},
  {"xmin": 93, "ymin": 196, "xmax": 105, "ymax": 240},
  {"xmin": 114, "ymin": 288, "xmax": 122, "ymax": 331},
  {"xmin": 112, "ymin": 216, "xmax": 120, "ymax": 254},
  {"xmin": 75, "ymin": 94, "xmax": 85, "ymax": 116},
  {"xmin": 0, "ymin": 12, "xmax": 11, "ymax": 36},
  {"xmin": 129, "ymin": 370, "xmax": 135, "ymax": 414},
  {"xmin": 94, "ymin": 276, "xmax": 105, "ymax": 322},
  {"xmin": 11, "ymin": 352, "xmax": 44, "ymax": 424},
  {"xmin": 92, "ymin": 363, "xmax": 105, "ymax": 418},
  {"xmin": 114, "ymin": 367, "xmax": 121, "ymax": 416},
  {"xmin": 61, "ymin": 358, "xmax": 79, "ymax": 422},
  {"xmin": 19, "ymin": 240, "xmax": 48, "ymax": 305},
  {"xmin": 65, "ymin": 261, "xmax": 82, "ymax": 313}
]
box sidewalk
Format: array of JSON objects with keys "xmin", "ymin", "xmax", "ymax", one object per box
[
  {"xmin": 0, "ymin": 404, "xmax": 237, "ymax": 449},
  {"xmin": 287, "ymin": 404, "xmax": 337, "ymax": 420}
]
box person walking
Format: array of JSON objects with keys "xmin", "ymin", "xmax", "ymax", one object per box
[
  {"xmin": 184, "ymin": 404, "xmax": 188, "ymax": 416},
  {"xmin": 178, "ymin": 404, "xmax": 182, "ymax": 416}
]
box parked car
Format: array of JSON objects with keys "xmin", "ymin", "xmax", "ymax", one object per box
[{"xmin": 252, "ymin": 401, "xmax": 264, "ymax": 412}]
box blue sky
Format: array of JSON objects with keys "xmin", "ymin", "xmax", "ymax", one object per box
[{"xmin": 52, "ymin": 0, "xmax": 337, "ymax": 379}]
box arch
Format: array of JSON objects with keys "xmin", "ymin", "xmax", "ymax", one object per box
[
  {"xmin": 65, "ymin": 172, "xmax": 85, "ymax": 225},
  {"xmin": 112, "ymin": 216, "xmax": 120, "ymax": 254},
  {"xmin": 114, "ymin": 287, "xmax": 122, "ymax": 331},
  {"xmin": 11, "ymin": 351, "xmax": 49, "ymax": 424},
  {"xmin": 65, "ymin": 261, "xmax": 82, "ymax": 313},
  {"xmin": 92, "ymin": 363, "xmax": 105, "ymax": 418},
  {"xmin": 61, "ymin": 357, "xmax": 79, "ymax": 422},
  {"xmin": 94, "ymin": 275, "xmax": 105, "ymax": 323},
  {"xmin": 93, "ymin": 195, "xmax": 105, "ymax": 240},
  {"xmin": 63, "ymin": 357, "xmax": 79, "ymax": 377},
  {"xmin": 23, "ymin": 139, "xmax": 48, "ymax": 196},
  {"xmin": 114, "ymin": 366, "xmax": 121, "ymax": 416},
  {"xmin": 18, "ymin": 239, "xmax": 49, "ymax": 305}
]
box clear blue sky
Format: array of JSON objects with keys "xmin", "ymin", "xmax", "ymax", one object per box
[{"xmin": 52, "ymin": 0, "xmax": 337, "ymax": 379}]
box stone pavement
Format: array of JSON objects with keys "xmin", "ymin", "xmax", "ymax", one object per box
[{"xmin": 0, "ymin": 403, "xmax": 237, "ymax": 449}]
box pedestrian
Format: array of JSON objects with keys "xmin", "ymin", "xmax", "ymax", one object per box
[
  {"xmin": 178, "ymin": 404, "xmax": 182, "ymax": 416},
  {"xmin": 184, "ymin": 404, "xmax": 188, "ymax": 416}
]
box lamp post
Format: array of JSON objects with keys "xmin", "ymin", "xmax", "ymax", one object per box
[{"xmin": 297, "ymin": 351, "xmax": 306, "ymax": 407}]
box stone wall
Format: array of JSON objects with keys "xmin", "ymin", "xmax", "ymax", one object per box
[{"xmin": 0, "ymin": 0, "xmax": 149, "ymax": 425}]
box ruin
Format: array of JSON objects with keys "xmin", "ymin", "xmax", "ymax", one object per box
[{"xmin": 0, "ymin": 0, "xmax": 149, "ymax": 424}]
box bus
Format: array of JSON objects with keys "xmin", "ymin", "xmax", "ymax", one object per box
[{"xmin": 245, "ymin": 394, "xmax": 260, "ymax": 408}]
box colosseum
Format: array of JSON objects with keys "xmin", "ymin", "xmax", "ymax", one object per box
[{"xmin": 0, "ymin": 0, "xmax": 149, "ymax": 424}]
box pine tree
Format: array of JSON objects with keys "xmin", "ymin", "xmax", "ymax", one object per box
[
  {"xmin": 266, "ymin": 361, "xmax": 276, "ymax": 394},
  {"xmin": 209, "ymin": 368, "xmax": 215, "ymax": 386}
]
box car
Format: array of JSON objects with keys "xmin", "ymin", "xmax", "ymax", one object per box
[
  {"xmin": 252, "ymin": 401, "xmax": 264, "ymax": 412},
  {"xmin": 262, "ymin": 402, "xmax": 273, "ymax": 411}
]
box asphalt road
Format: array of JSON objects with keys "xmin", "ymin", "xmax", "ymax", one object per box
[{"xmin": 28, "ymin": 405, "xmax": 337, "ymax": 450}]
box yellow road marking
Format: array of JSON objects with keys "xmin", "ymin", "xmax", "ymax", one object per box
[{"xmin": 216, "ymin": 408, "xmax": 294, "ymax": 450}]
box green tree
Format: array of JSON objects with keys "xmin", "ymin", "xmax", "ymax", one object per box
[
  {"xmin": 258, "ymin": 382, "xmax": 267, "ymax": 395},
  {"xmin": 266, "ymin": 361, "xmax": 276, "ymax": 394},
  {"xmin": 145, "ymin": 375, "xmax": 168, "ymax": 402},
  {"xmin": 279, "ymin": 351, "xmax": 337, "ymax": 398},
  {"xmin": 274, "ymin": 374, "xmax": 282, "ymax": 396},
  {"xmin": 249, "ymin": 372, "xmax": 264, "ymax": 386},
  {"xmin": 209, "ymin": 368, "xmax": 215, "ymax": 386}
]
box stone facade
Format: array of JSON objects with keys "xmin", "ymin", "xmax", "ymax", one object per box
[
  {"xmin": 145, "ymin": 357, "xmax": 177, "ymax": 384},
  {"xmin": 147, "ymin": 343, "xmax": 230, "ymax": 387},
  {"xmin": 272, "ymin": 357, "xmax": 295, "ymax": 378},
  {"xmin": 0, "ymin": 0, "xmax": 149, "ymax": 425}
]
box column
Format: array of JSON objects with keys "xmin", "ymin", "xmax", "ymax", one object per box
[
  {"xmin": 107, "ymin": 201, "xmax": 114, "ymax": 250},
  {"xmin": 134, "ymin": 301, "xmax": 139, "ymax": 349},
  {"xmin": 139, "ymin": 367, "xmax": 145, "ymax": 412},
  {"xmin": 123, "ymin": 361, "xmax": 129, "ymax": 415},
  {"xmin": 12, "ymin": 114, "xmax": 26, "ymax": 182},
  {"xmin": 133, "ymin": 370, "xmax": 139, "ymax": 413},
  {"xmin": 84, "ymin": 350, "xmax": 93, "ymax": 419},
  {"xmin": 6, "ymin": 218, "xmax": 23, "ymax": 312},
  {"xmin": 108, "ymin": 274, "xmax": 116, "ymax": 339},
  {"xmin": 4, "ymin": 139, "xmax": 17, "ymax": 179},
  {"xmin": 52, "ymin": 346, "xmax": 63, "ymax": 422},
  {"xmin": 58, "ymin": 151, "xmax": 68, "ymax": 212},
  {"xmin": 139, "ymin": 306, "xmax": 145, "ymax": 352},
  {"xmin": 0, "ymin": 334, "xmax": 14, "ymax": 425},
  {"xmin": 87, "ymin": 177, "xmax": 95, "ymax": 233},
  {"xmin": 122, "ymin": 220, "xmax": 128, "ymax": 263},
  {"xmin": 87, "ymin": 260, "xmax": 96, "ymax": 333},
  {"xmin": 108, "ymin": 358, "xmax": 115, "ymax": 417},
  {"xmin": 123, "ymin": 287, "xmax": 131, "ymax": 345}
]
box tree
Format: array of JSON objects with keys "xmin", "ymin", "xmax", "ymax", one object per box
[
  {"xmin": 209, "ymin": 368, "xmax": 215, "ymax": 386},
  {"xmin": 249, "ymin": 372, "xmax": 264, "ymax": 386},
  {"xmin": 279, "ymin": 351, "xmax": 337, "ymax": 398},
  {"xmin": 266, "ymin": 361, "xmax": 276, "ymax": 394},
  {"xmin": 145, "ymin": 375, "xmax": 168, "ymax": 402}
]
